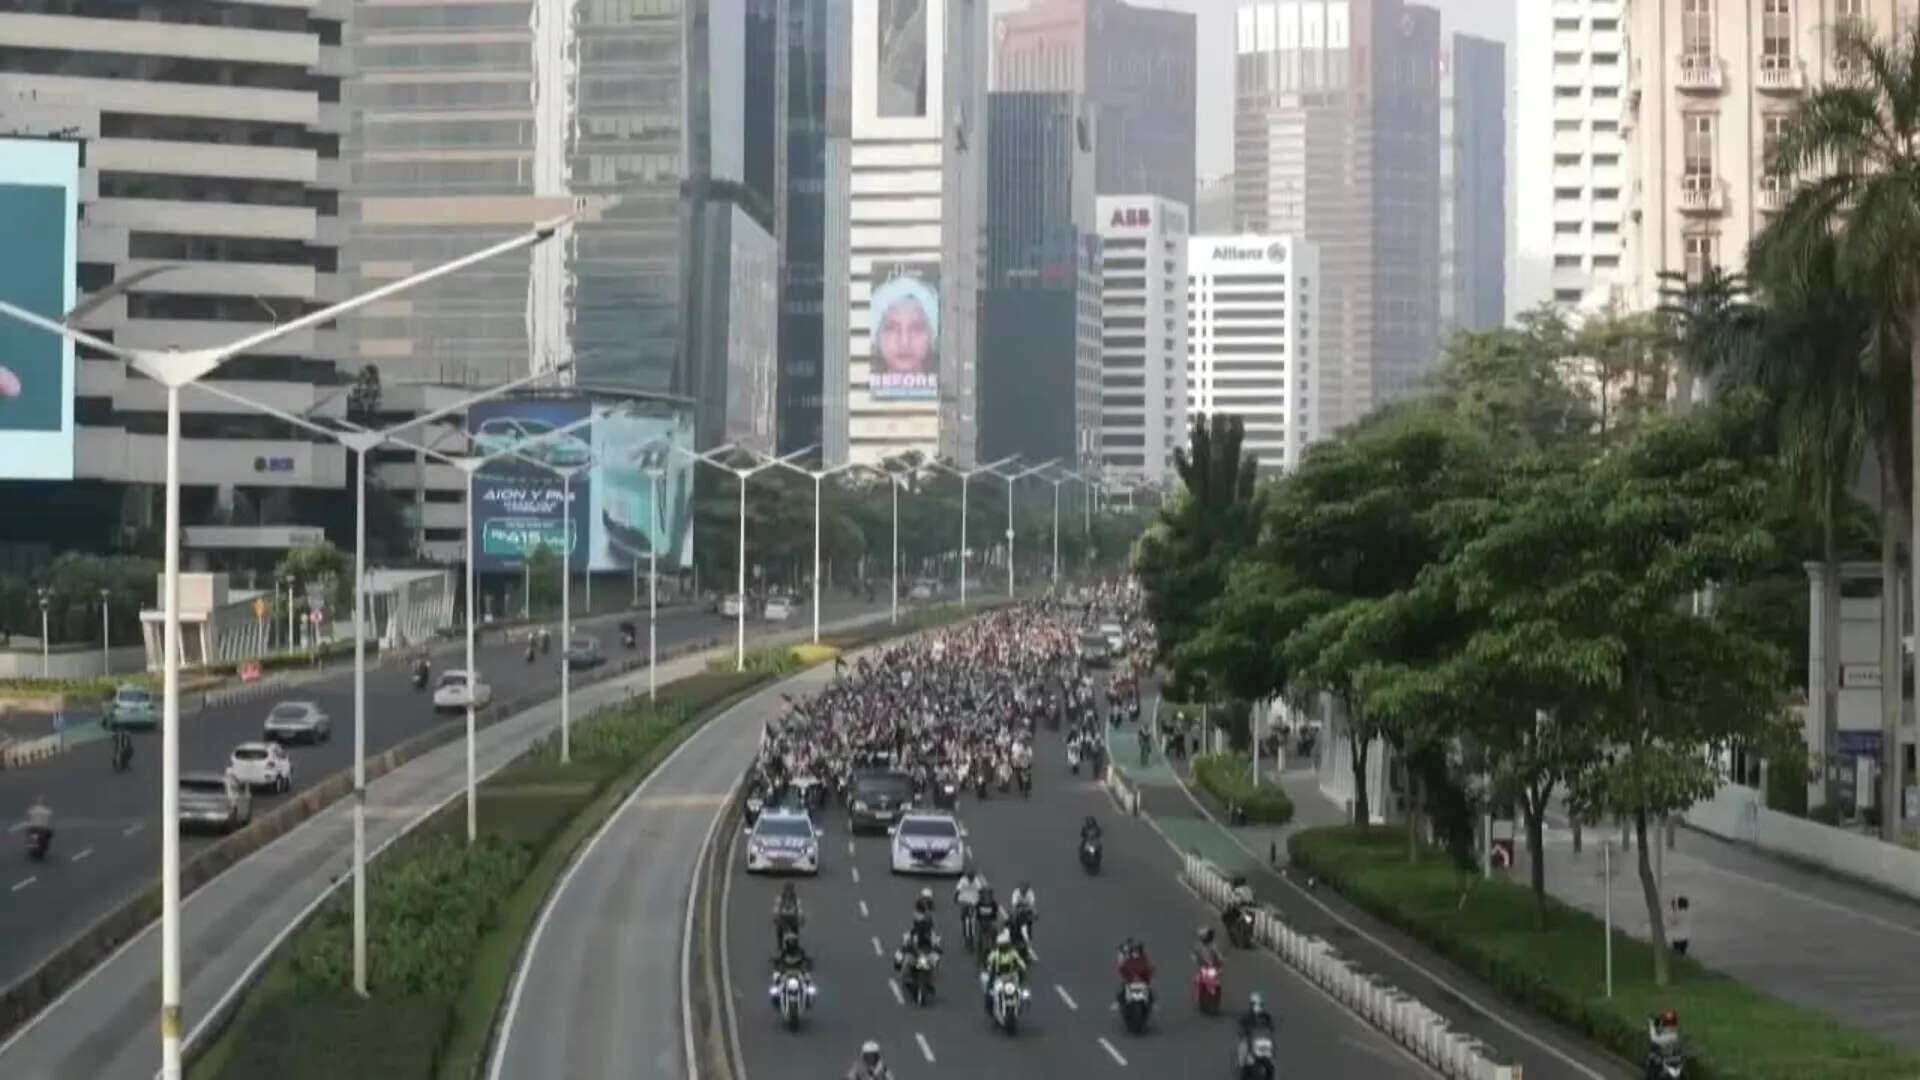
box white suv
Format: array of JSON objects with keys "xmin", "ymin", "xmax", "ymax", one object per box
[
  {"xmin": 889, "ymin": 812, "xmax": 967, "ymax": 876},
  {"xmin": 228, "ymin": 741, "xmax": 292, "ymax": 793},
  {"xmin": 746, "ymin": 809, "xmax": 821, "ymax": 875},
  {"xmin": 433, "ymin": 670, "xmax": 492, "ymax": 712}
]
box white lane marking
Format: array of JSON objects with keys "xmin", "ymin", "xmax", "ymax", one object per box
[
  {"xmin": 1098, "ymin": 1037, "xmax": 1128, "ymax": 1066},
  {"xmin": 122, "ymin": 822, "xmax": 145, "ymax": 838},
  {"xmin": 859, "ymin": 899, "xmax": 870, "ymax": 919},
  {"xmin": 847, "ymin": 839, "xmax": 855, "ymax": 856},
  {"xmin": 71, "ymin": 848, "xmax": 93, "ymax": 864},
  {"xmin": 889, "ymin": 979, "xmax": 905, "ymax": 1005},
  {"xmin": 915, "ymin": 1033, "xmax": 936, "ymax": 1063},
  {"xmin": 6, "ymin": 821, "xmax": 25, "ymax": 834},
  {"xmin": 871, "ymin": 935, "xmax": 884, "ymax": 957},
  {"xmin": 851, "ymin": 866, "xmax": 860, "ymax": 884},
  {"xmin": 12, "ymin": 876, "xmax": 37, "ymax": 893},
  {"xmin": 1054, "ymin": 984, "xmax": 1078, "ymax": 1010}
]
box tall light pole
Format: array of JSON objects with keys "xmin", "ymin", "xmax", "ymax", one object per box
[
  {"xmin": 38, "ymin": 589, "xmax": 51, "ymax": 677},
  {"xmin": 100, "ymin": 588, "xmax": 111, "ymax": 676},
  {"xmin": 673, "ymin": 443, "xmax": 817, "ymax": 670},
  {"xmin": 645, "ymin": 462, "xmax": 663, "ymax": 702},
  {"xmin": 924, "ymin": 455, "xmax": 1016, "ymax": 608},
  {"xmin": 0, "ymin": 208, "xmax": 588, "ymax": 1079},
  {"xmin": 988, "ymin": 460, "xmax": 1056, "ymax": 599},
  {"xmin": 772, "ymin": 457, "xmax": 859, "ymax": 642},
  {"xmin": 193, "ymin": 357, "xmax": 572, "ymax": 1001},
  {"xmin": 1043, "ymin": 469, "xmax": 1083, "ymax": 587}
]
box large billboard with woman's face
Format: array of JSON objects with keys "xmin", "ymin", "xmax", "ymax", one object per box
[
  {"xmin": 867, "ymin": 262, "xmax": 939, "ymax": 400},
  {"xmin": 877, "ymin": 0, "xmax": 929, "ymax": 116}
]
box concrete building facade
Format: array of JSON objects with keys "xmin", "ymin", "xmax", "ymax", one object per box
[
  {"xmin": 1447, "ymin": 33, "xmax": 1507, "ymax": 333},
  {"xmin": 1097, "ymin": 195, "xmax": 1189, "ymax": 487},
  {"xmin": 1187, "ymin": 234, "xmax": 1319, "ymax": 474}
]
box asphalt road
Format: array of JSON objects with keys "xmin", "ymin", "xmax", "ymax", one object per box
[
  {"xmin": 721, "ymin": 720, "xmax": 1432, "ymax": 1078},
  {"xmin": 0, "ymin": 595, "xmax": 883, "ymax": 990},
  {"xmin": 487, "ymin": 663, "xmax": 843, "ymax": 1080}
]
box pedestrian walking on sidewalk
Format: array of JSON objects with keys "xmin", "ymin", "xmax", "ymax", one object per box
[{"xmin": 1665, "ymin": 895, "xmax": 1691, "ymax": 957}]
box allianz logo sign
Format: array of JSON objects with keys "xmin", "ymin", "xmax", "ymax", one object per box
[{"xmin": 1213, "ymin": 242, "xmax": 1287, "ymax": 262}]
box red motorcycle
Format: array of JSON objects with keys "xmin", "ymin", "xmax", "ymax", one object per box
[{"xmin": 1193, "ymin": 961, "xmax": 1223, "ymax": 1015}]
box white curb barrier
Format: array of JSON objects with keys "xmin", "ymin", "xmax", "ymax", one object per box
[{"xmin": 1181, "ymin": 852, "xmax": 1521, "ymax": 1080}]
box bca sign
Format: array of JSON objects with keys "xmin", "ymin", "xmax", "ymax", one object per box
[{"xmin": 1109, "ymin": 206, "xmax": 1151, "ymax": 228}]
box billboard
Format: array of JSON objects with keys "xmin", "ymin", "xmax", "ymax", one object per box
[
  {"xmin": 877, "ymin": 0, "xmax": 929, "ymax": 116},
  {"xmin": 466, "ymin": 399, "xmax": 695, "ymax": 574},
  {"xmin": 867, "ymin": 262, "xmax": 939, "ymax": 400},
  {"xmin": 0, "ymin": 139, "xmax": 79, "ymax": 480}
]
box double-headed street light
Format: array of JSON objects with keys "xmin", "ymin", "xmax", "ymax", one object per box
[
  {"xmin": 988, "ymin": 459, "xmax": 1057, "ymax": 599},
  {"xmin": 1042, "ymin": 468, "xmax": 1085, "ymax": 586},
  {"xmin": 923, "ymin": 455, "xmax": 1017, "ymax": 608},
  {"xmin": 870, "ymin": 458, "xmax": 929, "ymax": 626},
  {"xmin": 0, "ymin": 210, "xmax": 587, "ymax": 1077},
  {"xmin": 673, "ymin": 443, "xmax": 817, "ymax": 670},
  {"xmin": 771, "ymin": 456, "xmax": 861, "ymax": 643}
]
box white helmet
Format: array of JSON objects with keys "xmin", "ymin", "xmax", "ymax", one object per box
[
  {"xmin": 861, "ymin": 1040, "xmax": 881, "ymax": 1055},
  {"xmin": 996, "ymin": 928, "xmax": 1013, "ymax": 946}
]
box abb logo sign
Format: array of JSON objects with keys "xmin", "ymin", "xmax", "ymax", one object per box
[{"xmin": 1109, "ymin": 206, "xmax": 1151, "ymax": 228}]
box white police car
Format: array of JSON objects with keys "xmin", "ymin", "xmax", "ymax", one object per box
[
  {"xmin": 888, "ymin": 811, "xmax": 967, "ymax": 876},
  {"xmin": 745, "ymin": 808, "xmax": 821, "ymax": 875}
]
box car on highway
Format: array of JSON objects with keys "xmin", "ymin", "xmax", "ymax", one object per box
[
  {"xmin": 263, "ymin": 700, "xmax": 331, "ymax": 743},
  {"xmin": 763, "ymin": 594, "xmax": 794, "ymax": 622},
  {"xmin": 1099, "ymin": 621, "xmax": 1126, "ymax": 654},
  {"xmin": 471, "ymin": 416, "xmax": 591, "ymax": 468},
  {"xmin": 1079, "ymin": 630, "xmax": 1111, "ymax": 666},
  {"xmin": 564, "ymin": 636, "xmax": 605, "ymax": 670},
  {"xmin": 888, "ymin": 811, "xmax": 967, "ymax": 876},
  {"xmin": 848, "ymin": 769, "xmax": 915, "ymax": 834},
  {"xmin": 744, "ymin": 808, "xmax": 821, "ymax": 875},
  {"xmin": 178, "ymin": 771, "xmax": 252, "ymax": 833},
  {"xmin": 102, "ymin": 684, "xmax": 157, "ymax": 731},
  {"xmin": 432, "ymin": 669, "xmax": 493, "ymax": 713},
  {"xmin": 228, "ymin": 741, "xmax": 292, "ymax": 793},
  {"xmin": 908, "ymin": 578, "xmax": 936, "ymax": 601},
  {"xmin": 717, "ymin": 593, "xmax": 745, "ymax": 618}
]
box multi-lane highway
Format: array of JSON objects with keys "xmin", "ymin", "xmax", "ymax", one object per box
[
  {"xmin": 719, "ymin": 731, "xmax": 1431, "ymax": 1079},
  {"xmin": 0, "ymin": 595, "xmax": 882, "ymax": 990}
]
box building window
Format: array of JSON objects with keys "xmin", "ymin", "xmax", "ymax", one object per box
[
  {"xmin": 1593, "ymin": 18, "xmax": 1620, "ymax": 32},
  {"xmin": 1554, "ymin": 51, "xmax": 1583, "ymax": 65},
  {"xmin": 1555, "ymin": 186, "xmax": 1584, "ymax": 200},
  {"xmin": 1762, "ymin": 113, "xmax": 1789, "ymax": 179},
  {"xmin": 1762, "ymin": 0, "xmax": 1792, "ymax": 67},
  {"xmin": 1555, "ymin": 288, "xmax": 1584, "ymax": 303},
  {"xmin": 1594, "ymin": 153, "xmax": 1621, "ymax": 167},
  {"xmin": 1555, "ymin": 119, "xmax": 1582, "ymax": 132},
  {"xmin": 1682, "ymin": 0, "xmax": 1714, "ymax": 59},
  {"xmin": 1836, "ymin": 0, "xmax": 1867, "ymax": 72},
  {"xmin": 1594, "ymin": 119, "xmax": 1620, "ymax": 133},
  {"xmin": 1555, "ymin": 152, "xmax": 1583, "ymax": 165},
  {"xmin": 1594, "ymin": 85, "xmax": 1620, "ymax": 98},
  {"xmin": 1594, "ymin": 255, "xmax": 1621, "ymax": 268},
  {"xmin": 1683, "ymin": 114, "xmax": 1716, "ymax": 186},
  {"xmin": 1684, "ymin": 233, "xmax": 1717, "ymax": 281},
  {"xmin": 1555, "ymin": 86, "xmax": 1581, "ymax": 98},
  {"xmin": 1555, "ymin": 221, "xmax": 1582, "ymax": 234},
  {"xmin": 1593, "ymin": 52, "xmax": 1620, "ymax": 66},
  {"xmin": 1555, "ymin": 255, "xmax": 1583, "ymax": 268},
  {"xmin": 1554, "ymin": 17, "xmax": 1581, "ymax": 31}
]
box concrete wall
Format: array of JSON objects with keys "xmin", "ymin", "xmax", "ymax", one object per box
[
  {"xmin": 1687, "ymin": 782, "xmax": 1920, "ymax": 903},
  {"xmin": 0, "ymin": 645, "xmax": 148, "ymax": 679}
]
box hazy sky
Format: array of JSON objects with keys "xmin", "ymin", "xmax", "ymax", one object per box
[{"xmin": 990, "ymin": 0, "xmax": 1516, "ymax": 178}]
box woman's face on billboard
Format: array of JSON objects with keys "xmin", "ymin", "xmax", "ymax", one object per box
[{"xmin": 878, "ymin": 296, "xmax": 932, "ymax": 374}]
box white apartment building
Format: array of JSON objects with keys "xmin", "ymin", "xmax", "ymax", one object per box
[
  {"xmin": 1515, "ymin": 0, "xmax": 1632, "ymax": 317},
  {"xmin": 1097, "ymin": 196, "xmax": 1189, "ymax": 487},
  {"xmin": 1623, "ymin": 0, "xmax": 1911, "ymax": 310},
  {"xmin": 0, "ymin": 2, "xmax": 353, "ymax": 570},
  {"xmin": 844, "ymin": 0, "xmax": 988, "ymax": 466},
  {"xmin": 1187, "ymin": 235, "xmax": 1320, "ymax": 474}
]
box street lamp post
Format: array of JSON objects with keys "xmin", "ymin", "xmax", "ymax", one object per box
[
  {"xmin": 772, "ymin": 457, "xmax": 859, "ymax": 642},
  {"xmin": 925, "ymin": 455, "xmax": 1016, "ymax": 608},
  {"xmin": 988, "ymin": 460, "xmax": 1056, "ymax": 600},
  {"xmin": 0, "ymin": 210, "xmax": 584, "ymax": 1078},
  {"xmin": 674, "ymin": 443, "xmax": 816, "ymax": 669},
  {"xmin": 1043, "ymin": 469, "xmax": 1082, "ymax": 587},
  {"xmin": 38, "ymin": 589, "xmax": 50, "ymax": 677},
  {"xmin": 100, "ymin": 589, "xmax": 111, "ymax": 676},
  {"xmin": 646, "ymin": 464, "xmax": 662, "ymax": 702}
]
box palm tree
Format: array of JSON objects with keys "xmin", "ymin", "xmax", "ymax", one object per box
[
  {"xmin": 1763, "ymin": 19, "xmax": 1920, "ymax": 838},
  {"xmin": 1656, "ymin": 265, "xmax": 1757, "ymax": 411}
]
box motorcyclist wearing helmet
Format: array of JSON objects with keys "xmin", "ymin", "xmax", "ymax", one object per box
[
  {"xmin": 1116, "ymin": 938, "xmax": 1156, "ymax": 1006},
  {"xmin": 846, "ymin": 1040, "xmax": 894, "ymax": 1080},
  {"xmin": 954, "ymin": 869, "xmax": 987, "ymax": 908},
  {"xmin": 913, "ymin": 886, "xmax": 936, "ymax": 919},
  {"xmin": 773, "ymin": 881, "xmax": 804, "ymax": 944},
  {"xmin": 973, "ymin": 885, "xmax": 1003, "ymax": 943},
  {"xmin": 1236, "ymin": 990, "xmax": 1277, "ymax": 1064},
  {"xmin": 1193, "ymin": 926, "xmax": 1223, "ymax": 969},
  {"xmin": 771, "ymin": 930, "xmax": 812, "ymax": 977},
  {"xmin": 1080, "ymin": 815, "xmax": 1103, "ymax": 844},
  {"xmin": 981, "ymin": 928, "xmax": 1029, "ymax": 1014}
]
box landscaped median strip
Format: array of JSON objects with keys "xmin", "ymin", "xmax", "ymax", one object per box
[
  {"xmin": 1288, "ymin": 826, "xmax": 1920, "ymax": 1080},
  {"xmin": 187, "ymin": 602, "xmax": 996, "ymax": 1080}
]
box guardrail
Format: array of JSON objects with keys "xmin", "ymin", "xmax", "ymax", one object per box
[
  {"xmin": 1181, "ymin": 852, "xmax": 1520, "ymax": 1080},
  {"xmin": 1103, "ymin": 762, "xmax": 1140, "ymax": 817}
]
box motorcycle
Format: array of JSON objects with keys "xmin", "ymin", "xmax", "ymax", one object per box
[
  {"xmin": 539, "ymin": 629, "xmax": 552, "ymax": 655},
  {"xmin": 768, "ymin": 970, "xmax": 815, "ymax": 1031},
  {"xmin": 1224, "ymin": 904, "xmax": 1256, "ymax": 949},
  {"xmin": 1237, "ymin": 1034, "xmax": 1277, "ymax": 1080},
  {"xmin": 974, "ymin": 767, "xmax": 990, "ymax": 801},
  {"xmin": 744, "ymin": 793, "xmax": 765, "ymax": 828},
  {"xmin": 900, "ymin": 946, "xmax": 939, "ymax": 1007},
  {"xmin": 1067, "ymin": 741, "xmax": 1082, "ymax": 776},
  {"xmin": 1194, "ymin": 962, "xmax": 1223, "ymax": 1015},
  {"xmin": 619, "ymin": 622, "xmax": 637, "ymax": 649},
  {"xmin": 1015, "ymin": 764, "xmax": 1032, "ymax": 798},
  {"xmin": 524, "ymin": 641, "xmax": 537, "ymax": 664},
  {"xmin": 974, "ymin": 914, "xmax": 1001, "ymax": 965},
  {"xmin": 111, "ymin": 736, "xmax": 133, "ymax": 773},
  {"xmin": 410, "ymin": 662, "xmax": 430, "ymax": 690},
  {"xmin": 959, "ymin": 904, "xmax": 979, "ymax": 953},
  {"xmin": 1079, "ymin": 837, "xmax": 1103, "ymax": 875},
  {"xmin": 1645, "ymin": 1018, "xmax": 1686, "ymax": 1079},
  {"xmin": 985, "ymin": 972, "xmax": 1029, "ymax": 1035},
  {"xmin": 935, "ymin": 777, "xmax": 959, "ymax": 810},
  {"xmin": 996, "ymin": 760, "xmax": 1013, "ymax": 793},
  {"xmin": 24, "ymin": 826, "xmax": 51, "ymax": 862},
  {"xmin": 1119, "ymin": 978, "xmax": 1154, "ymax": 1034}
]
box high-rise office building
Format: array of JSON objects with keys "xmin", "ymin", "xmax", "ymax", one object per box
[
  {"xmin": 1514, "ymin": 0, "xmax": 1630, "ymax": 315},
  {"xmin": 980, "ymin": 92, "xmax": 1102, "ymax": 470},
  {"xmin": 1097, "ymin": 195, "xmax": 1189, "ymax": 487},
  {"xmin": 1234, "ymin": 0, "xmax": 1441, "ymax": 435},
  {"xmin": 1195, "ymin": 174, "xmax": 1236, "ymax": 235},
  {"xmin": 844, "ymin": 0, "xmax": 989, "ymax": 466},
  {"xmin": 993, "ymin": 0, "xmax": 1197, "ymax": 212},
  {"xmin": 0, "ymin": 3, "xmax": 354, "ymax": 572},
  {"xmin": 1446, "ymin": 34, "xmax": 1507, "ymax": 333},
  {"xmin": 1187, "ymin": 234, "xmax": 1320, "ymax": 474}
]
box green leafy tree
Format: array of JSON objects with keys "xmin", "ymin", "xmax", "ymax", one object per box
[
  {"xmin": 1133, "ymin": 414, "xmax": 1262, "ymax": 668},
  {"xmin": 274, "ymin": 542, "xmax": 352, "ymax": 615}
]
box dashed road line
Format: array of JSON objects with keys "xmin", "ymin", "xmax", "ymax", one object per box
[
  {"xmin": 12, "ymin": 876, "xmax": 37, "ymax": 893},
  {"xmin": 122, "ymin": 822, "xmax": 145, "ymax": 838},
  {"xmin": 889, "ymin": 979, "xmax": 905, "ymax": 1005},
  {"xmin": 847, "ymin": 839, "xmax": 855, "ymax": 857},
  {"xmin": 871, "ymin": 935, "xmax": 883, "ymax": 957},
  {"xmin": 71, "ymin": 848, "xmax": 93, "ymax": 863},
  {"xmin": 1098, "ymin": 1036, "xmax": 1129, "ymax": 1066},
  {"xmin": 851, "ymin": 866, "xmax": 861, "ymax": 884},
  {"xmin": 6, "ymin": 821, "xmax": 25, "ymax": 834},
  {"xmin": 859, "ymin": 899, "xmax": 869, "ymax": 919},
  {"xmin": 1054, "ymin": 984, "xmax": 1078, "ymax": 1010},
  {"xmin": 915, "ymin": 1033, "xmax": 935, "ymax": 1063}
]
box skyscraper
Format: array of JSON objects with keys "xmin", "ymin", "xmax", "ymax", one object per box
[
  {"xmin": 777, "ymin": 0, "xmax": 850, "ymax": 454},
  {"xmin": 1233, "ymin": 0, "xmax": 1441, "ymax": 435},
  {"xmin": 1447, "ymin": 33, "xmax": 1507, "ymax": 333},
  {"xmin": 1098, "ymin": 195, "xmax": 1190, "ymax": 487},
  {"xmin": 980, "ymin": 92, "xmax": 1102, "ymax": 470},
  {"xmin": 1188, "ymin": 235, "xmax": 1320, "ymax": 474},
  {"xmin": 993, "ymin": 0, "xmax": 1198, "ymax": 213}
]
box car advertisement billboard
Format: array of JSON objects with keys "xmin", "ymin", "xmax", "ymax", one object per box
[
  {"xmin": 0, "ymin": 139, "xmax": 79, "ymax": 480},
  {"xmin": 466, "ymin": 398, "xmax": 694, "ymax": 574},
  {"xmin": 867, "ymin": 261, "xmax": 939, "ymax": 401}
]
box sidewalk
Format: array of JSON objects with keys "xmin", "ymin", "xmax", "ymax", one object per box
[
  {"xmin": 1522, "ymin": 813, "xmax": 1920, "ymax": 1050},
  {"xmin": 1107, "ymin": 720, "xmax": 1632, "ymax": 1080}
]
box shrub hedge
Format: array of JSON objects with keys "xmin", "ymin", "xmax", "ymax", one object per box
[
  {"xmin": 1287, "ymin": 826, "xmax": 1920, "ymax": 1080},
  {"xmin": 1192, "ymin": 752, "xmax": 1295, "ymax": 825}
]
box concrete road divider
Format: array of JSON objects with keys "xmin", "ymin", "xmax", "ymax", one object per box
[{"xmin": 1182, "ymin": 851, "xmax": 1519, "ymax": 1080}]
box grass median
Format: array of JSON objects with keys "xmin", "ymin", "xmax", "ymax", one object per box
[
  {"xmin": 1288, "ymin": 825, "xmax": 1920, "ymax": 1080},
  {"xmin": 1190, "ymin": 751, "xmax": 1295, "ymax": 825},
  {"xmin": 190, "ymin": 603, "xmax": 991, "ymax": 1080}
]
